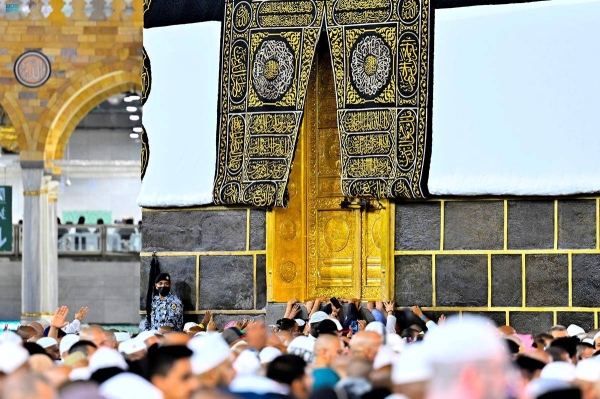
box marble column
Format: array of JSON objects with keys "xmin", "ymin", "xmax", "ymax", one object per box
[
  {"xmin": 39, "ymin": 175, "xmax": 50, "ymax": 318},
  {"xmin": 20, "ymin": 164, "xmax": 43, "ymax": 324},
  {"xmin": 45, "ymin": 178, "xmax": 59, "ymax": 315}
]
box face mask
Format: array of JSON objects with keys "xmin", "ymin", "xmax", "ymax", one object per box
[{"xmin": 157, "ymin": 286, "xmax": 170, "ymax": 296}]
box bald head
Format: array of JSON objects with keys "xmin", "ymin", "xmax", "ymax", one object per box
[
  {"xmin": 79, "ymin": 326, "xmax": 105, "ymax": 347},
  {"xmin": 498, "ymin": 325, "xmax": 516, "ymax": 336},
  {"xmin": 1, "ymin": 372, "xmax": 55, "ymax": 399},
  {"xmin": 28, "ymin": 322, "xmax": 44, "ymax": 336},
  {"xmin": 17, "ymin": 326, "xmax": 37, "ymax": 342},
  {"xmin": 162, "ymin": 332, "xmax": 191, "ymax": 346},
  {"xmin": 314, "ymin": 334, "xmax": 343, "ymax": 367},
  {"xmin": 350, "ymin": 331, "xmax": 382, "ymax": 362},
  {"xmin": 102, "ymin": 330, "xmax": 117, "ymax": 349}
]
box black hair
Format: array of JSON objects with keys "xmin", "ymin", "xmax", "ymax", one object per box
[
  {"xmin": 505, "ymin": 338, "xmax": 520, "ymax": 355},
  {"xmin": 550, "ymin": 337, "xmax": 579, "ymax": 358},
  {"xmin": 277, "ymin": 318, "xmax": 297, "ymax": 331},
  {"xmin": 23, "ymin": 342, "xmax": 51, "ymax": 358},
  {"xmin": 69, "ymin": 340, "xmax": 98, "ymax": 357},
  {"xmin": 317, "ymin": 319, "xmax": 338, "ymax": 336},
  {"xmin": 77, "ymin": 216, "xmax": 85, "ymax": 224},
  {"xmin": 146, "ymin": 345, "xmax": 193, "ymax": 378},
  {"xmin": 400, "ymin": 328, "xmax": 417, "ymax": 339},
  {"xmin": 545, "ymin": 346, "xmax": 569, "ymax": 362},
  {"xmin": 90, "ymin": 367, "xmax": 123, "ymax": 384},
  {"xmin": 266, "ymin": 355, "xmax": 307, "ymax": 386}
]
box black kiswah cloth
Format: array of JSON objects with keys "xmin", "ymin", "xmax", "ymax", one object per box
[{"xmin": 145, "ymin": 252, "xmax": 160, "ymax": 329}]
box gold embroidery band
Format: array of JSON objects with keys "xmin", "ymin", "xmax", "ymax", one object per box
[
  {"xmin": 23, "ymin": 191, "xmax": 40, "ymax": 196},
  {"xmin": 21, "ymin": 312, "xmax": 42, "ymax": 317}
]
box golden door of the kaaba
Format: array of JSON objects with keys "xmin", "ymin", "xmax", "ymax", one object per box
[{"xmin": 267, "ymin": 39, "xmax": 394, "ymax": 302}]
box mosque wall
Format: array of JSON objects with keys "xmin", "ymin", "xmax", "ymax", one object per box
[
  {"xmin": 140, "ymin": 208, "xmax": 268, "ymax": 326},
  {"xmin": 394, "ymin": 197, "xmax": 600, "ymax": 335},
  {"xmin": 140, "ymin": 196, "xmax": 600, "ymax": 335}
]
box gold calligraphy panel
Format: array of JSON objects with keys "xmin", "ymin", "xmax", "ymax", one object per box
[{"xmin": 215, "ymin": 0, "xmax": 432, "ymax": 206}]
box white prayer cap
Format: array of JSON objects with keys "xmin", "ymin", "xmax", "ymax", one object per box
[
  {"xmin": 567, "ymin": 324, "xmax": 586, "ymax": 338},
  {"xmin": 392, "ymin": 343, "xmax": 432, "ymax": 385},
  {"xmin": 386, "ymin": 334, "xmax": 406, "ymax": 354},
  {"xmin": 259, "ymin": 347, "xmax": 282, "ymax": 364},
  {"xmin": 365, "ymin": 321, "xmax": 386, "ymax": 337},
  {"xmin": 583, "ymin": 338, "xmax": 594, "ymax": 345},
  {"xmin": 89, "ymin": 347, "xmax": 128, "ymax": 373},
  {"xmin": 287, "ymin": 335, "xmax": 316, "ymax": 363},
  {"xmin": 37, "ymin": 337, "xmax": 58, "ymax": 349},
  {"xmin": 331, "ymin": 318, "xmax": 343, "ymax": 331},
  {"xmin": 137, "ymin": 330, "xmax": 158, "ymax": 342},
  {"xmin": 309, "ymin": 311, "xmax": 328, "ymax": 324},
  {"xmin": 373, "ymin": 345, "xmax": 396, "ymax": 370},
  {"xmin": 233, "ymin": 349, "xmax": 261, "ymax": 375},
  {"xmin": 114, "ymin": 332, "xmax": 130, "ymax": 342},
  {"xmin": 60, "ymin": 334, "xmax": 80, "ymax": 355},
  {"xmin": 100, "ymin": 372, "xmax": 163, "ymax": 399},
  {"xmin": 0, "ymin": 331, "xmax": 22, "ymax": 346},
  {"xmin": 593, "ymin": 331, "xmax": 600, "ymax": 345},
  {"xmin": 422, "ymin": 314, "xmax": 507, "ymax": 365},
  {"xmin": 119, "ymin": 339, "xmax": 146, "ymax": 356},
  {"xmin": 188, "ymin": 332, "xmax": 231, "ymax": 375},
  {"xmin": 183, "ymin": 322, "xmax": 199, "ymax": 332},
  {"xmin": 69, "ymin": 367, "xmax": 92, "ymax": 381},
  {"xmin": 575, "ymin": 359, "xmax": 600, "ymax": 382},
  {"xmin": 0, "ymin": 343, "xmax": 29, "ymax": 374},
  {"xmin": 295, "ymin": 319, "xmax": 306, "ymax": 327},
  {"xmin": 540, "ymin": 361, "xmax": 576, "ymax": 382}
]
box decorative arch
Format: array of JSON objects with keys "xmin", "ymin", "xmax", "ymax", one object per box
[
  {"xmin": 0, "ymin": 92, "xmax": 31, "ymax": 152},
  {"xmin": 35, "ymin": 58, "xmax": 141, "ymax": 161}
]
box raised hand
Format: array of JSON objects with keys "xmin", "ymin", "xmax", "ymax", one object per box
[
  {"xmin": 304, "ymin": 300, "xmax": 314, "ymax": 312},
  {"xmin": 438, "ymin": 314, "xmax": 446, "ymax": 325},
  {"xmin": 51, "ymin": 306, "xmax": 69, "ymax": 329},
  {"xmin": 290, "ymin": 304, "xmax": 301, "ymax": 318},
  {"xmin": 287, "ymin": 297, "xmax": 299, "ymax": 306},
  {"xmin": 384, "ymin": 300, "xmax": 395, "ymax": 313},
  {"xmin": 411, "ymin": 305, "xmax": 424, "ymax": 318},
  {"xmin": 201, "ymin": 310, "xmax": 212, "ymax": 326},
  {"xmin": 75, "ymin": 307, "xmax": 89, "ymax": 321},
  {"xmin": 206, "ymin": 320, "xmax": 217, "ymax": 331},
  {"xmin": 358, "ymin": 320, "xmax": 367, "ymax": 331}
]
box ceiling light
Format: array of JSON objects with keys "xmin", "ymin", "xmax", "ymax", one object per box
[
  {"xmin": 129, "ymin": 115, "xmax": 140, "ymax": 121},
  {"xmin": 128, "ymin": 95, "xmax": 140, "ymax": 101},
  {"xmin": 126, "ymin": 106, "xmax": 137, "ymax": 112},
  {"xmin": 124, "ymin": 97, "xmax": 133, "ymax": 103},
  {"xmin": 130, "ymin": 133, "xmax": 139, "ymax": 139},
  {"xmin": 132, "ymin": 127, "xmax": 143, "ymax": 133}
]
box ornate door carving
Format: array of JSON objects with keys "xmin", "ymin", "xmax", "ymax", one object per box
[{"xmin": 268, "ymin": 38, "xmax": 393, "ymax": 301}]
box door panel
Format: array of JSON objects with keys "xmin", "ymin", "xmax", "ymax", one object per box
[{"xmin": 269, "ymin": 36, "xmax": 392, "ymax": 302}]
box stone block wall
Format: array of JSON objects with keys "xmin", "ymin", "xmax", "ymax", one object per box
[
  {"xmin": 395, "ymin": 198, "xmax": 600, "ymax": 334},
  {"xmin": 140, "ymin": 208, "xmax": 267, "ymax": 324}
]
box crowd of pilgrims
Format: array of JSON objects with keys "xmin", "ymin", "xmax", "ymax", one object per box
[{"xmin": 1, "ymin": 298, "xmax": 600, "ymax": 399}]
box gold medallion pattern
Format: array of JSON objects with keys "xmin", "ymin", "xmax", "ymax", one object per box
[
  {"xmin": 279, "ymin": 260, "xmax": 297, "ymax": 282},
  {"xmin": 214, "ymin": 0, "xmax": 431, "ymax": 206}
]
